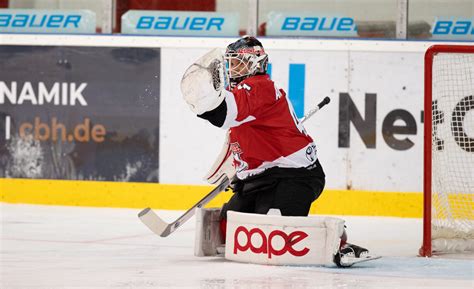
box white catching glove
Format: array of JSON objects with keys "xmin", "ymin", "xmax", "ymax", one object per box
[{"xmin": 181, "ymin": 48, "xmax": 226, "ymax": 115}]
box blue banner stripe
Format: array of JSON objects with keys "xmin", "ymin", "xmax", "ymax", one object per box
[{"xmin": 289, "ymin": 64, "xmax": 305, "ymax": 118}]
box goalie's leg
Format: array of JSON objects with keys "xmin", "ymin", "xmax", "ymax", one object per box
[
  {"xmin": 218, "ymin": 187, "xmax": 260, "ymax": 241},
  {"xmin": 218, "ymin": 163, "xmax": 325, "ymax": 243}
]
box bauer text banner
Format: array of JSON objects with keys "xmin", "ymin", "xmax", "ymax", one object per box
[
  {"xmin": 121, "ymin": 10, "xmax": 240, "ymax": 36},
  {"xmin": 0, "ymin": 9, "xmax": 96, "ymax": 34}
]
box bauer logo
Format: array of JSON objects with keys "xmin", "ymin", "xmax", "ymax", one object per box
[
  {"xmin": 233, "ymin": 226, "xmax": 310, "ymax": 259},
  {"xmin": 431, "ymin": 17, "xmax": 474, "ymax": 40},
  {"xmin": 121, "ymin": 10, "xmax": 239, "ymax": 36},
  {"xmin": 266, "ymin": 12, "xmax": 357, "ymax": 37},
  {"xmin": 0, "ymin": 9, "xmax": 96, "ymax": 34}
]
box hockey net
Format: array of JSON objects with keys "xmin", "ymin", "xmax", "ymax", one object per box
[{"xmin": 420, "ymin": 45, "xmax": 474, "ymax": 257}]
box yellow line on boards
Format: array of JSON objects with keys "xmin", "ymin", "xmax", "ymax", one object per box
[{"xmin": 1, "ymin": 178, "xmax": 423, "ymax": 218}]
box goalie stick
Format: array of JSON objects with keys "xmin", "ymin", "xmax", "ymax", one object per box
[
  {"xmin": 300, "ymin": 96, "xmax": 330, "ymax": 124},
  {"xmin": 138, "ymin": 177, "xmax": 230, "ymax": 237},
  {"xmin": 138, "ymin": 96, "xmax": 331, "ymax": 237}
]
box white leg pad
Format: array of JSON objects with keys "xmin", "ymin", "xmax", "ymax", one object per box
[
  {"xmin": 224, "ymin": 210, "xmax": 345, "ymax": 266},
  {"xmin": 194, "ymin": 208, "xmax": 224, "ymax": 257}
]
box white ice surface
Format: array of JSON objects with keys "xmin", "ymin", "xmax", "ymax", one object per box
[{"xmin": 1, "ymin": 203, "xmax": 473, "ymax": 289}]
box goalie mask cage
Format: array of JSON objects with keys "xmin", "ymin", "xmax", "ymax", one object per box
[{"xmin": 420, "ymin": 45, "xmax": 474, "ymax": 257}]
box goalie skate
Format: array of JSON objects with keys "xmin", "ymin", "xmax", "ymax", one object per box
[{"xmin": 334, "ymin": 243, "xmax": 381, "ymax": 267}]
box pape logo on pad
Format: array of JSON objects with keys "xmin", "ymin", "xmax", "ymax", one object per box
[{"xmin": 233, "ymin": 226, "xmax": 310, "ymax": 259}]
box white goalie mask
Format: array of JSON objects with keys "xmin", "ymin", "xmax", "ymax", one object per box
[{"xmin": 224, "ymin": 36, "xmax": 268, "ymax": 88}]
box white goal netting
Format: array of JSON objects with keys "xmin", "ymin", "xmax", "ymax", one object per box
[{"xmin": 430, "ymin": 50, "xmax": 474, "ymax": 253}]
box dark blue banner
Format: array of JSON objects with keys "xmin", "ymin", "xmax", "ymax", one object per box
[{"xmin": 0, "ymin": 46, "xmax": 160, "ymax": 182}]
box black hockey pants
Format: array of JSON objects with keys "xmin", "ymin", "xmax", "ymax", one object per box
[{"xmin": 220, "ymin": 159, "xmax": 325, "ymax": 219}]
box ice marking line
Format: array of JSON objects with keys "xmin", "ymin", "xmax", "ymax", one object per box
[
  {"xmin": 1, "ymin": 237, "xmax": 192, "ymax": 248},
  {"xmin": 83, "ymin": 233, "xmax": 155, "ymax": 243},
  {"xmin": 2, "ymin": 235, "xmax": 148, "ymax": 243},
  {"xmin": 6, "ymin": 115, "xmax": 10, "ymax": 140},
  {"xmin": 2, "ymin": 234, "xmax": 150, "ymax": 244},
  {"xmin": 80, "ymin": 231, "xmax": 194, "ymax": 243}
]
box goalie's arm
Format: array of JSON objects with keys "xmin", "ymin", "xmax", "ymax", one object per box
[
  {"xmin": 197, "ymin": 95, "xmax": 227, "ymax": 128},
  {"xmin": 197, "ymin": 90, "xmax": 250, "ymax": 129}
]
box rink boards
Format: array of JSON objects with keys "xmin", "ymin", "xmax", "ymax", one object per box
[
  {"xmin": 0, "ymin": 34, "xmax": 472, "ymax": 217},
  {"xmin": 1, "ymin": 177, "xmax": 422, "ymax": 217}
]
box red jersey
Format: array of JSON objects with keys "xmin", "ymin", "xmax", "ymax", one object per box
[{"xmin": 220, "ymin": 74, "xmax": 318, "ymax": 180}]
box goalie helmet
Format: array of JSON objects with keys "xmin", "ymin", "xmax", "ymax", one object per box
[{"xmin": 225, "ymin": 36, "xmax": 268, "ymax": 88}]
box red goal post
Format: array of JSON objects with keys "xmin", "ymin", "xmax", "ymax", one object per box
[{"xmin": 420, "ymin": 44, "xmax": 474, "ymax": 257}]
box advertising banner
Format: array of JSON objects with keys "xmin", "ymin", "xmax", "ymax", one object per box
[
  {"xmin": 121, "ymin": 10, "xmax": 240, "ymax": 36},
  {"xmin": 0, "ymin": 46, "xmax": 160, "ymax": 182},
  {"xmin": 430, "ymin": 17, "xmax": 474, "ymax": 41},
  {"xmin": 266, "ymin": 12, "xmax": 357, "ymax": 37},
  {"xmin": 0, "ymin": 9, "xmax": 96, "ymax": 34}
]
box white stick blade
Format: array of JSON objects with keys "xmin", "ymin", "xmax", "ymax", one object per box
[{"xmin": 138, "ymin": 208, "xmax": 169, "ymax": 236}]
